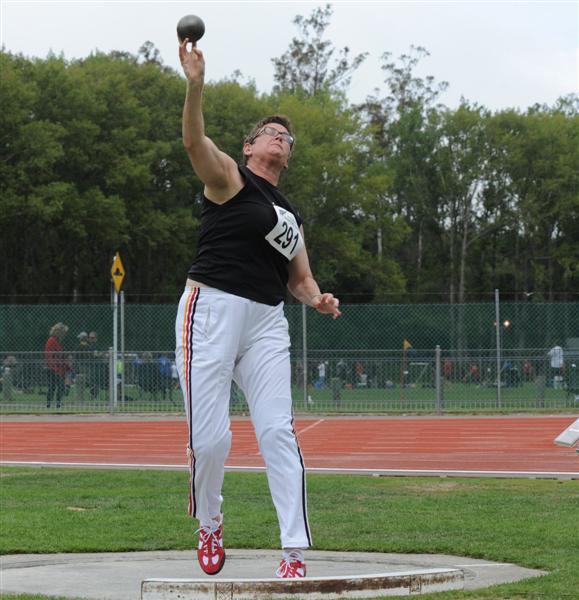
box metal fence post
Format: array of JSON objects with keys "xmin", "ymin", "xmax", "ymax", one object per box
[
  {"xmin": 108, "ymin": 347, "xmax": 114, "ymax": 415},
  {"xmin": 120, "ymin": 290, "xmax": 125, "ymax": 405},
  {"xmin": 495, "ymin": 289, "xmax": 502, "ymax": 409},
  {"xmin": 302, "ymin": 302, "xmax": 308, "ymax": 410},
  {"xmin": 3, "ymin": 366, "xmax": 13, "ymax": 402},
  {"xmin": 112, "ymin": 289, "xmax": 118, "ymax": 412},
  {"xmin": 435, "ymin": 345, "xmax": 443, "ymax": 414}
]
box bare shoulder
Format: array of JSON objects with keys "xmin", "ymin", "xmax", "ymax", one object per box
[{"xmin": 204, "ymin": 157, "xmax": 245, "ymax": 205}]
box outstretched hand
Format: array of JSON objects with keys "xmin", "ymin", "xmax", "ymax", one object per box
[
  {"xmin": 312, "ymin": 293, "xmax": 341, "ymax": 320},
  {"xmin": 178, "ymin": 38, "xmax": 205, "ymax": 86}
]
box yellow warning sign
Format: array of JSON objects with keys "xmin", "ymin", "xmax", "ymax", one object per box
[{"xmin": 111, "ymin": 252, "xmax": 125, "ymax": 294}]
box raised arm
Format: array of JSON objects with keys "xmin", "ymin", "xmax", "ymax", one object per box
[{"xmin": 179, "ymin": 39, "xmax": 242, "ymax": 203}]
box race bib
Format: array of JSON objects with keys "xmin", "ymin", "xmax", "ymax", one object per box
[{"xmin": 265, "ymin": 204, "xmax": 304, "ymax": 261}]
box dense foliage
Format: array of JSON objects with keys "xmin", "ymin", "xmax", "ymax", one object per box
[{"xmin": 1, "ymin": 7, "xmax": 577, "ymax": 303}]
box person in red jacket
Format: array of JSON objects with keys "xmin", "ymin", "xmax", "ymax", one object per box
[{"xmin": 44, "ymin": 323, "xmax": 71, "ymax": 409}]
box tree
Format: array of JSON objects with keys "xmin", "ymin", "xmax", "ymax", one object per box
[
  {"xmin": 272, "ymin": 4, "xmax": 367, "ymax": 97},
  {"xmin": 138, "ymin": 41, "xmax": 162, "ymax": 66},
  {"xmin": 489, "ymin": 100, "xmax": 579, "ymax": 300},
  {"xmin": 436, "ymin": 102, "xmax": 514, "ymax": 305},
  {"xmin": 359, "ymin": 47, "xmax": 448, "ymax": 299},
  {"xmin": 2, "ymin": 42, "xmax": 576, "ymax": 304},
  {"xmin": 0, "ymin": 50, "xmax": 198, "ymax": 299}
]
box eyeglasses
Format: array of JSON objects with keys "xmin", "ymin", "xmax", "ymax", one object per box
[{"xmin": 252, "ymin": 126, "xmax": 294, "ymax": 147}]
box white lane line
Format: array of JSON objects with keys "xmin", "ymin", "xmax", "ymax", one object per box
[
  {"xmin": 1, "ymin": 461, "xmax": 577, "ymax": 479},
  {"xmin": 253, "ymin": 418, "xmax": 326, "ymax": 456},
  {"xmin": 296, "ymin": 419, "xmax": 325, "ymax": 437}
]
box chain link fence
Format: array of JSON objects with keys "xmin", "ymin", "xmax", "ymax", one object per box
[{"xmin": 1, "ymin": 299, "xmax": 577, "ymax": 414}]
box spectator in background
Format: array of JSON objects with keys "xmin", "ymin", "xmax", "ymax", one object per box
[
  {"xmin": 74, "ymin": 332, "xmax": 90, "ymax": 402},
  {"xmin": 355, "ymin": 361, "xmax": 368, "ymax": 388},
  {"xmin": 548, "ymin": 343, "xmax": 564, "ymax": 388},
  {"xmin": 77, "ymin": 332, "xmax": 89, "ymax": 350},
  {"xmin": 88, "ymin": 331, "xmax": 99, "ymax": 349},
  {"xmin": 136, "ymin": 352, "xmax": 159, "ymax": 395},
  {"xmin": 464, "ymin": 363, "xmax": 480, "ymax": 384},
  {"xmin": 503, "ymin": 360, "xmax": 521, "ymax": 388},
  {"xmin": 315, "ymin": 360, "xmax": 327, "ymax": 389},
  {"xmin": 86, "ymin": 331, "xmax": 105, "ymax": 399},
  {"xmin": 76, "ymin": 332, "xmax": 90, "ymax": 367},
  {"xmin": 336, "ymin": 358, "xmax": 347, "ymax": 384},
  {"xmin": 171, "ymin": 361, "xmax": 180, "ymax": 390},
  {"xmin": 45, "ymin": 323, "xmax": 71, "ymax": 409},
  {"xmin": 158, "ymin": 354, "xmax": 173, "ymax": 400},
  {"xmin": 443, "ymin": 359, "xmax": 453, "ymax": 381},
  {"xmin": 522, "ymin": 359, "xmax": 534, "ymax": 382},
  {"xmin": 1, "ymin": 355, "xmax": 18, "ymax": 401}
]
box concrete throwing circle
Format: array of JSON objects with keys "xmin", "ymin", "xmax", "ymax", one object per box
[{"xmin": 0, "ymin": 549, "xmax": 546, "ymax": 600}]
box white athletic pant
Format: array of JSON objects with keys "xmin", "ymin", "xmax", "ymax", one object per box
[{"xmin": 175, "ymin": 286, "xmax": 312, "ymax": 549}]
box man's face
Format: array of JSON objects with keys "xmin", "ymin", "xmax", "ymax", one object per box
[
  {"xmin": 245, "ymin": 123, "xmax": 293, "ymax": 168},
  {"xmin": 89, "ymin": 334, "xmax": 97, "ymax": 344}
]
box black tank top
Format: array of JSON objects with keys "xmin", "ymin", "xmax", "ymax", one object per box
[{"xmin": 187, "ymin": 165, "xmax": 303, "ymax": 305}]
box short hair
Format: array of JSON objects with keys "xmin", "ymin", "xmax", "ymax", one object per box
[
  {"xmin": 50, "ymin": 323, "xmax": 68, "ymax": 337},
  {"xmin": 243, "ymin": 115, "xmax": 294, "ymax": 165}
]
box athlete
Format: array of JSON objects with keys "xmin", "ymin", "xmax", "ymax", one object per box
[{"xmin": 175, "ymin": 38, "xmax": 341, "ymax": 579}]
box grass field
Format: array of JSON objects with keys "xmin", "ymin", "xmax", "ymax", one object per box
[
  {"xmin": 0, "ymin": 382, "xmax": 575, "ymax": 414},
  {"xmin": 1, "ymin": 467, "xmax": 578, "ymax": 599}
]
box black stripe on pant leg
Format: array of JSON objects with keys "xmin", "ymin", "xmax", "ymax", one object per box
[
  {"xmin": 188, "ymin": 289, "xmax": 201, "ymax": 518},
  {"xmin": 291, "ymin": 416, "xmax": 312, "ymax": 547}
]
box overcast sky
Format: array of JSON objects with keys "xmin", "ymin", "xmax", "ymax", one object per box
[{"xmin": 1, "ymin": 0, "xmax": 577, "ymax": 111}]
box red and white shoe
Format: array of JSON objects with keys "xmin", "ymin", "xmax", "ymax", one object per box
[
  {"xmin": 196, "ymin": 517, "xmax": 225, "ymax": 575},
  {"xmin": 276, "ymin": 550, "xmax": 306, "ymax": 578}
]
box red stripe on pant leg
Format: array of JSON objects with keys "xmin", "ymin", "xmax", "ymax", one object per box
[
  {"xmin": 185, "ymin": 289, "xmax": 200, "ymax": 517},
  {"xmin": 181, "ymin": 288, "xmax": 199, "ymax": 517}
]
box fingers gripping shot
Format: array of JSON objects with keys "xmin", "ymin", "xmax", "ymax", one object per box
[{"xmin": 175, "ymin": 20, "xmax": 341, "ymax": 579}]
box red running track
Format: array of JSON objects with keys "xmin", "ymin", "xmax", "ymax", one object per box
[{"xmin": 0, "ymin": 416, "xmax": 577, "ymax": 477}]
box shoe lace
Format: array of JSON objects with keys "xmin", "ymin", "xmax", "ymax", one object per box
[
  {"xmin": 279, "ymin": 551, "xmax": 303, "ymax": 573},
  {"xmin": 196, "ymin": 523, "xmax": 221, "ymax": 554}
]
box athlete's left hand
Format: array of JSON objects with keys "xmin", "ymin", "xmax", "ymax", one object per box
[{"xmin": 312, "ymin": 293, "xmax": 341, "ymax": 320}]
